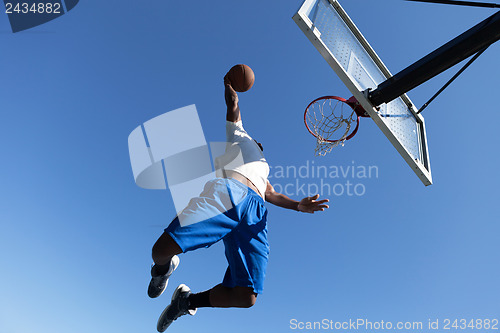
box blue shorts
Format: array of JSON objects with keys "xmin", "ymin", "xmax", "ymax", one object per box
[{"xmin": 165, "ymin": 178, "xmax": 269, "ymax": 294}]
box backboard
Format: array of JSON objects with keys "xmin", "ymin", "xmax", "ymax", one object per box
[{"xmin": 293, "ymin": 0, "xmax": 432, "ymax": 186}]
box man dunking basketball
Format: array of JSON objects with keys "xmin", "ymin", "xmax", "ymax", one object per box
[{"xmin": 149, "ymin": 71, "xmax": 330, "ymax": 332}]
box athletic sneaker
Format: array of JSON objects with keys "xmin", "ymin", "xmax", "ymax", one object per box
[
  {"xmin": 156, "ymin": 284, "xmax": 197, "ymax": 332},
  {"xmin": 148, "ymin": 255, "xmax": 180, "ymax": 298}
]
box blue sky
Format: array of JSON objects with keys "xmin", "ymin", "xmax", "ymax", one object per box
[{"xmin": 1, "ymin": 1, "xmax": 499, "ymax": 333}]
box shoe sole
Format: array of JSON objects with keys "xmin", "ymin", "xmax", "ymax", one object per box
[
  {"xmin": 156, "ymin": 284, "xmax": 192, "ymax": 332},
  {"xmin": 174, "ymin": 284, "xmax": 196, "ymax": 316},
  {"xmin": 149, "ymin": 255, "xmax": 180, "ymax": 299},
  {"xmin": 172, "ymin": 284, "xmax": 187, "ymax": 300},
  {"xmin": 167, "ymin": 255, "xmax": 180, "ymax": 278}
]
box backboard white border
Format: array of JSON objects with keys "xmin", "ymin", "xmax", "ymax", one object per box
[{"xmin": 293, "ymin": 0, "xmax": 432, "ymax": 185}]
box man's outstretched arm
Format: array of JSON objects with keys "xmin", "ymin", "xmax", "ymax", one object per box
[
  {"xmin": 224, "ymin": 75, "xmax": 241, "ymax": 122},
  {"xmin": 265, "ymin": 182, "xmax": 330, "ymax": 214}
]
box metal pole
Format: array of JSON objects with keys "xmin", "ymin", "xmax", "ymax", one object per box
[
  {"xmin": 416, "ymin": 46, "xmax": 488, "ymax": 114},
  {"xmin": 368, "ymin": 10, "xmax": 500, "ymax": 106}
]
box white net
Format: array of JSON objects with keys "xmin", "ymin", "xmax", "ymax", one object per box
[{"xmin": 305, "ymin": 97, "xmax": 357, "ymax": 156}]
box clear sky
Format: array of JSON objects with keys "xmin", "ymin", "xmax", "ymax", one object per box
[{"xmin": 1, "ymin": 1, "xmax": 499, "ymax": 333}]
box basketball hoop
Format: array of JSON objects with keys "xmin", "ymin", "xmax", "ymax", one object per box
[{"xmin": 304, "ymin": 96, "xmax": 368, "ymax": 156}]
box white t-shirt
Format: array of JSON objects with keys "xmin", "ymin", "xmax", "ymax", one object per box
[{"xmin": 215, "ymin": 121, "xmax": 270, "ymax": 199}]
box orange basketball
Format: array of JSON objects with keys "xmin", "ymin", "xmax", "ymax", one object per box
[{"xmin": 226, "ymin": 64, "xmax": 255, "ymax": 92}]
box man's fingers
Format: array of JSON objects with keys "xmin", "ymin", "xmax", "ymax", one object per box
[
  {"xmin": 315, "ymin": 199, "xmax": 329, "ymax": 204},
  {"xmin": 298, "ymin": 195, "xmax": 330, "ymax": 213},
  {"xmin": 308, "ymin": 203, "xmax": 329, "ymax": 213},
  {"xmin": 308, "ymin": 194, "xmax": 328, "ymax": 202}
]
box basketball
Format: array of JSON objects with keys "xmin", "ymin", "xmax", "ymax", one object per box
[{"xmin": 226, "ymin": 64, "xmax": 255, "ymax": 92}]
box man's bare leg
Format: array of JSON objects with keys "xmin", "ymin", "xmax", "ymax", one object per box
[
  {"xmin": 209, "ymin": 285, "xmax": 257, "ymax": 308},
  {"xmin": 152, "ymin": 232, "xmax": 183, "ymax": 270},
  {"xmin": 188, "ymin": 284, "xmax": 257, "ymax": 309},
  {"xmin": 151, "ymin": 233, "xmax": 258, "ymax": 309},
  {"xmin": 148, "ymin": 232, "xmax": 183, "ymax": 299},
  {"xmin": 157, "ymin": 284, "xmax": 257, "ymax": 332}
]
